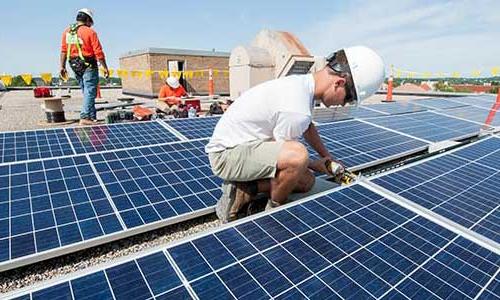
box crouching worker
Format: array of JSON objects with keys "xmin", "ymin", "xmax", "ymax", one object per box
[
  {"xmin": 157, "ymin": 76, "xmax": 188, "ymax": 113},
  {"xmin": 205, "ymin": 46, "xmax": 385, "ymax": 223}
]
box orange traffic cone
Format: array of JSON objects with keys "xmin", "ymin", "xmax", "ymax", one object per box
[
  {"xmin": 382, "ymin": 76, "xmax": 394, "ymax": 102},
  {"xmin": 208, "ymin": 68, "xmax": 214, "ymax": 96}
]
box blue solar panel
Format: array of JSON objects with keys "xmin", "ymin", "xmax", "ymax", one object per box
[
  {"xmin": 410, "ymin": 98, "xmax": 470, "ymax": 110},
  {"xmin": 372, "ymin": 137, "xmax": 500, "ymax": 243},
  {"xmin": 362, "ymin": 111, "xmax": 487, "ymax": 142},
  {"xmin": 164, "ymin": 116, "xmax": 221, "ymax": 139},
  {"xmin": 66, "ymin": 121, "xmax": 180, "ymax": 154},
  {"xmin": 20, "ymin": 252, "xmax": 190, "ymax": 300},
  {"xmin": 313, "ymin": 106, "xmax": 386, "ymax": 123},
  {"xmin": 363, "ymin": 102, "xmax": 428, "ymax": 115},
  {"xmin": 438, "ymin": 106, "xmax": 500, "ymax": 127},
  {"xmin": 0, "ymin": 129, "xmax": 74, "ymax": 164},
  {"xmin": 0, "ymin": 156, "xmax": 123, "ymax": 268},
  {"xmin": 449, "ymin": 95, "xmax": 498, "ymax": 110},
  {"xmin": 13, "ymin": 184, "xmax": 500, "ymax": 299},
  {"xmin": 311, "ymin": 120, "xmax": 428, "ymax": 169},
  {"xmin": 481, "ymin": 273, "xmax": 500, "ymax": 299},
  {"xmin": 89, "ymin": 139, "xmax": 222, "ymax": 229}
]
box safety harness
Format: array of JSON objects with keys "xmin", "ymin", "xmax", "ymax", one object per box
[{"xmin": 66, "ymin": 23, "xmax": 94, "ymax": 76}]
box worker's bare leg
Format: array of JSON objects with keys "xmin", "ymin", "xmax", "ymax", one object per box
[
  {"xmin": 268, "ymin": 141, "xmax": 310, "ymax": 205},
  {"xmin": 255, "ymin": 167, "xmax": 314, "ymax": 194}
]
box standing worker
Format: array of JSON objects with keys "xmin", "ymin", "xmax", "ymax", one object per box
[
  {"xmin": 206, "ymin": 46, "xmax": 385, "ymax": 223},
  {"xmin": 60, "ymin": 8, "xmax": 109, "ymax": 126}
]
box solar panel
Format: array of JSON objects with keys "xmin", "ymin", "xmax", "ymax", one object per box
[
  {"xmin": 11, "ymin": 184, "xmax": 500, "ymax": 299},
  {"xmin": 436, "ymin": 106, "xmax": 500, "ymax": 128},
  {"xmin": 311, "ymin": 120, "xmax": 428, "ymax": 170},
  {"xmin": 0, "ymin": 129, "xmax": 74, "ymax": 164},
  {"xmin": 66, "ymin": 121, "xmax": 180, "ymax": 154},
  {"xmin": 0, "ymin": 156, "xmax": 123, "ymax": 268},
  {"xmin": 163, "ymin": 116, "xmax": 221, "ymax": 140},
  {"xmin": 410, "ymin": 98, "xmax": 470, "ymax": 110},
  {"xmin": 362, "ymin": 111, "xmax": 487, "ymax": 142},
  {"xmin": 0, "ymin": 138, "xmax": 224, "ymax": 271},
  {"xmin": 313, "ymin": 106, "xmax": 386, "ymax": 124},
  {"xmin": 89, "ymin": 139, "xmax": 222, "ymax": 229},
  {"xmin": 363, "ymin": 102, "xmax": 428, "ymax": 115},
  {"xmin": 371, "ymin": 137, "xmax": 500, "ymax": 244},
  {"xmin": 449, "ymin": 95, "xmax": 498, "ymax": 110},
  {"xmin": 481, "ymin": 271, "xmax": 500, "ymax": 299}
]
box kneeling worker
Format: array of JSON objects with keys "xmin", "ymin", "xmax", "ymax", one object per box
[
  {"xmin": 157, "ymin": 76, "xmax": 188, "ymax": 112},
  {"xmin": 205, "ymin": 46, "xmax": 385, "ymax": 223}
]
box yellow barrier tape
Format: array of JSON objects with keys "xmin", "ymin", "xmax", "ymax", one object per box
[
  {"xmin": 40, "ymin": 73, "xmax": 52, "ymax": 85},
  {"xmin": 21, "ymin": 74, "xmax": 32, "ymax": 85},
  {"xmin": 471, "ymin": 70, "xmax": 481, "ymax": 77},
  {"xmin": 1, "ymin": 75, "xmax": 13, "ymax": 86}
]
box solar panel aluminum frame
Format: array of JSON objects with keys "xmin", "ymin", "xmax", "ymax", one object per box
[
  {"xmin": 0, "ymin": 138, "xmax": 216, "ymax": 273},
  {"xmin": 0, "ymin": 120, "xmax": 183, "ymax": 167},
  {"xmin": 431, "ymin": 107, "xmax": 500, "ymax": 133},
  {"xmin": 360, "ymin": 103, "xmax": 428, "ymax": 116},
  {"xmin": 7, "ymin": 179, "xmax": 500, "ymax": 299},
  {"xmin": 315, "ymin": 118, "xmax": 430, "ymax": 172},
  {"xmin": 362, "ymin": 136, "xmax": 500, "ymax": 253},
  {"xmin": 156, "ymin": 120, "xmax": 190, "ymax": 141},
  {"xmin": 3, "ymin": 183, "xmax": 348, "ymax": 299},
  {"xmin": 359, "ymin": 180, "xmax": 500, "ymax": 256},
  {"xmin": 447, "ymin": 95, "xmax": 498, "ymax": 110},
  {"xmin": 0, "ymin": 128, "xmax": 76, "ymax": 166},
  {"xmin": 359, "ymin": 110, "xmax": 491, "ymax": 143},
  {"xmin": 322, "ymin": 142, "xmax": 430, "ymax": 173},
  {"xmin": 160, "ymin": 116, "xmax": 222, "ymax": 140},
  {"xmin": 408, "ymin": 99, "xmax": 469, "ymax": 111}
]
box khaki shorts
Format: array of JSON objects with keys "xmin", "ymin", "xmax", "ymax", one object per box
[{"xmin": 208, "ymin": 140, "xmax": 284, "ymax": 182}]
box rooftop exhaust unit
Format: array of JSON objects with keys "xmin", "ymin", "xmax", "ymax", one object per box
[{"xmin": 229, "ymin": 29, "xmax": 316, "ymax": 99}]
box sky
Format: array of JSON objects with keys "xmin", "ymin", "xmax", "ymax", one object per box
[{"xmin": 1, "ymin": 0, "xmax": 499, "ymax": 76}]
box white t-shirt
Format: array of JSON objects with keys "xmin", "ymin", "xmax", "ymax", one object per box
[{"xmin": 205, "ymin": 74, "xmax": 315, "ymax": 153}]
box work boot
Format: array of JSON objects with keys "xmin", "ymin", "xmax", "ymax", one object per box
[
  {"xmin": 79, "ymin": 119, "xmax": 95, "ymax": 126},
  {"xmin": 265, "ymin": 199, "xmax": 281, "ymax": 212},
  {"xmin": 216, "ymin": 181, "xmax": 258, "ymax": 223},
  {"xmin": 246, "ymin": 195, "xmax": 269, "ymax": 217}
]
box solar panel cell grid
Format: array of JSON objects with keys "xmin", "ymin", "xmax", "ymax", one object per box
[
  {"xmin": 362, "ymin": 111, "xmax": 486, "ymax": 142},
  {"xmin": 313, "ymin": 106, "xmax": 386, "ymax": 124},
  {"xmin": 450, "ymin": 96, "xmax": 498, "ymax": 110},
  {"xmin": 66, "ymin": 122, "xmax": 179, "ymax": 154},
  {"xmin": 89, "ymin": 140, "xmax": 222, "ymax": 229},
  {"xmin": 372, "ymin": 137, "xmax": 500, "ymax": 243},
  {"xmin": 0, "ymin": 129, "xmax": 74, "ymax": 164},
  {"xmin": 0, "ymin": 156, "xmax": 123, "ymax": 264},
  {"xmin": 410, "ymin": 98, "xmax": 469, "ymax": 110},
  {"xmin": 363, "ymin": 102, "xmax": 428, "ymax": 115},
  {"xmin": 164, "ymin": 117, "xmax": 221, "ymax": 140},
  {"xmin": 311, "ymin": 120, "xmax": 428, "ymax": 169},
  {"xmin": 10, "ymin": 184, "xmax": 500, "ymax": 299},
  {"xmin": 437, "ymin": 106, "xmax": 500, "ymax": 127}
]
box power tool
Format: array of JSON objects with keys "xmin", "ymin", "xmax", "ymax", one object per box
[{"xmin": 325, "ymin": 159, "xmax": 357, "ymax": 185}]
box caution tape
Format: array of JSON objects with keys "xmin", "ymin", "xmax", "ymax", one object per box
[
  {"xmin": 392, "ymin": 66, "xmax": 500, "ymax": 79},
  {"xmin": 0, "ymin": 67, "xmax": 230, "ymax": 85}
]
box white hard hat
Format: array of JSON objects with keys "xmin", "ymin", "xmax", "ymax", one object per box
[
  {"xmin": 77, "ymin": 8, "xmax": 94, "ymax": 23},
  {"xmin": 327, "ymin": 46, "xmax": 385, "ymax": 104},
  {"xmin": 166, "ymin": 76, "xmax": 180, "ymax": 89}
]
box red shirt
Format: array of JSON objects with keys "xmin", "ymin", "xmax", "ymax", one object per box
[
  {"xmin": 158, "ymin": 84, "xmax": 187, "ymax": 104},
  {"xmin": 61, "ymin": 25, "xmax": 105, "ymax": 60}
]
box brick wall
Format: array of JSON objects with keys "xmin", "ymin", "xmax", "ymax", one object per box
[
  {"xmin": 120, "ymin": 53, "xmax": 229, "ymax": 97},
  {"xmin": 119, "ymin": 54, "xmax": 153, "ymax": 96}
]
